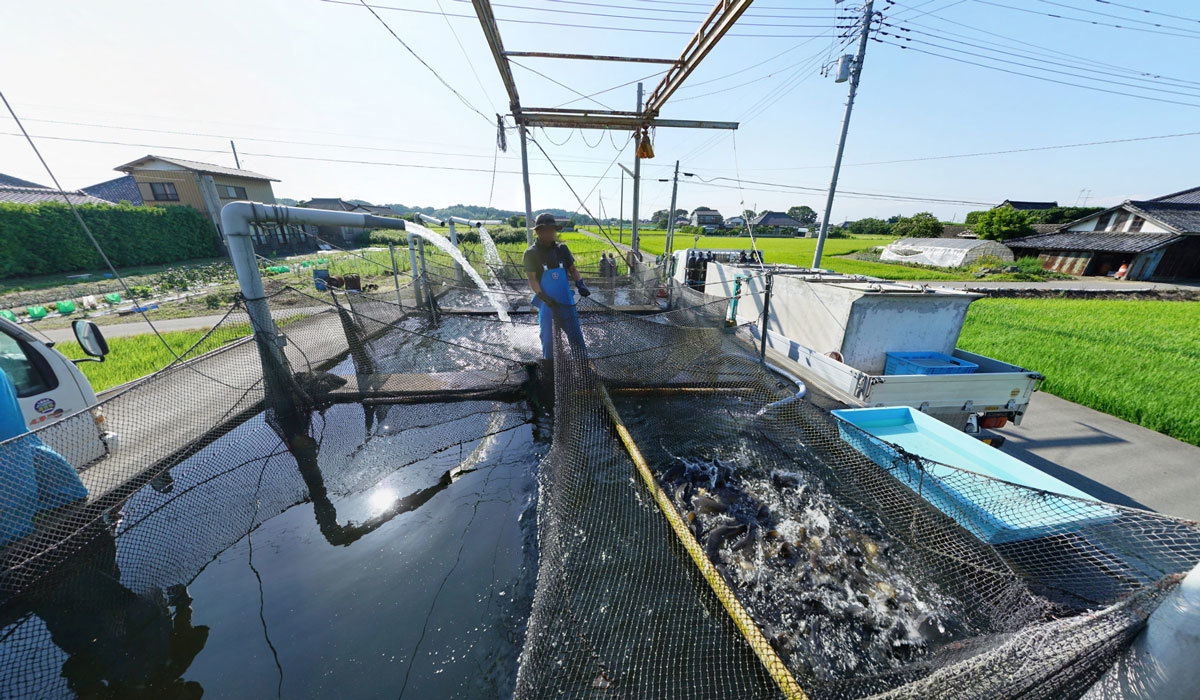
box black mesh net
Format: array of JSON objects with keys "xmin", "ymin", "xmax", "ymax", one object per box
[{"xmin": 1, "ymin": 257, "xmax": 1197, "ymax": 699}]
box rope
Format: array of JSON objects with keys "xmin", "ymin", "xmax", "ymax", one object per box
[{"xmin": 594, "ymin": 379, "xmax": 808, "ymax": 700}]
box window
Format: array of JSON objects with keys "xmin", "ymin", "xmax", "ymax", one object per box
[
  {"xmin": 1111, "ymin": 211, "xmax": 1129, "ymax": 232},
  {"xmin": 1128, "ymin": 216, "xmax": 1145, "ymax": 232},
  {"xmin": 218, "ymin": 185, "xmax": 248, "ymax": 199},
  {"xmin": 149, "ymin": 182, "xmax": 179, "ymax": 201},
  {"xmin": 1093, "ymin": 213, "xmax": 1112, "ymax": 231},
  {"xmin": 0, "ymin": 332, "xmax": 55, "ymax": 397}
]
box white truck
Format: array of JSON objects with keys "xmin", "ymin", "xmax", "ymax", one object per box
[
  {"xmin": 669, "ymin": 250, "xmax": 1044, "ymax": 432},
  {"xmin": 0, "ymin": 316, "xmax": 116, "ymax": 466}
]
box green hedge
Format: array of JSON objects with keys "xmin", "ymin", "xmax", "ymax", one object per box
[{"xmin": 0, "ymin": 202, "xmax": 218, "ymax": 278}]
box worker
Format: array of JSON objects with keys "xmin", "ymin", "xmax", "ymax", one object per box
[{"xmin": 525, "ymin": 212, "xmax": 590, "ymax": 359}]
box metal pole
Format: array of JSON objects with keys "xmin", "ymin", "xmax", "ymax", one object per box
[
  {"xmin": 417, "ymin": 237, "xmax": 437, "ymax": 322},
  {"xmin": 812, "ymin": 0, "xmax": 873, "ymax": 270},
  {"xmin": 666, "ymin": 159, "xmax": 680, "ymax": 255},
  {"xmin": 230, "ymin": 139, "xmax": 241, "ymax": 169},
  {"xmin": 619, "ymin": 170, "xmax": 625, "ymax": 245},
  {"xmin": 759, "ymin": 273, "xmax": 774, "ymax": 362},
  {"xmin": 519, "ymin": 123, "xmax": 535, "ymax": 247},
  {"xmin": 388, "ymin": 243, "xmax": 404, "ymax": 308},
  {"xmin": 448, "ymin": 221, "xmax": 464, "ymax": 283},
  {"xmin": 408, "ymin": 234, "xmax": 423, "ymax": 308},
  {"xmin": 631, "ymin": 82, "xmax": 643, "ymax": 255}
]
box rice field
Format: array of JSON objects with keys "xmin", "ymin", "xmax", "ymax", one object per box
[
  {"xmin": 56, "ymin": 327, "xmax": 250, "ymax": 392},
  {"xmin": 958, "ymin": 298, "xmax": 1200, "ymax": 446}
]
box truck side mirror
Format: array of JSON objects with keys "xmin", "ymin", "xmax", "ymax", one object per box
[{"xmin": 72, "ymin": 320, "xmax": 109, "ymax": 361}]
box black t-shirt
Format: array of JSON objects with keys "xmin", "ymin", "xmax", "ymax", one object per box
[{"xmin": 523, "ymin": 242, "xmax": 575, "ymax": 276}]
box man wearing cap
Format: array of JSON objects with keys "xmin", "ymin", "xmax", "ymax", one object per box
[{"xmin": 525, "ymin": 213, "xmax": 590, "ymax": 359}]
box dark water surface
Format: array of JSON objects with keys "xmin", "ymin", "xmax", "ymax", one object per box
[{"xmin": 1, "ymin": 401, "xmax": 545, "ymax": 699}]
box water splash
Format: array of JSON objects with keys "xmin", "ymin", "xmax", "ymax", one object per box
[
  {"xmin": 477, "ymin": 225, "xmax": 504, "ymax": 288},
  {"xmin": 406, "ymin": 222, "xmax": 511, "ymax": 324}
]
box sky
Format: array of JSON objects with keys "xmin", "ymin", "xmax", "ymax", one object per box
[{"xmin": 2, "ymin": 0, "xmax": 1198, "ymax": 223}]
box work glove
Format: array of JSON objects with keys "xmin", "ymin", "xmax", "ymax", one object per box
[
  {"xmin": 576, "ymin": 279, "xmax": 591, "ymax": 297},
  {"xmin": 536, "ymin": 291, "xmax": 558, "ymax": 309}
]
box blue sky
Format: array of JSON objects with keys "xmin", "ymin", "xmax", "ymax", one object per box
[{"xmin": 2, "ymin": 0, "xmax": 1197, "ymax": 222}]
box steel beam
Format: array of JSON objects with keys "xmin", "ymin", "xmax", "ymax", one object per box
[
  {"xmin": 519, "ymin": 112, "xmax": 737, "ymax": 130},
  {"xmin": 470, "ymin": 0, "xmax": 521, "ymax": 111},
  {"xmin": 645, "ymin": 0, "xmax": 755, "ymax": 115},
  {"xmin": 504, "ymin": 51, "xmax": 678, "ymax": 65}
]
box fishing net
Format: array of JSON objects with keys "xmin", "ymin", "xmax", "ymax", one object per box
[
  {"xmin": 515, "ymin": 269, "xmax": 1200, "ymax": 699},
  {"xmin": 0, "ymin": 256, "xmax": 1197, "ymax": 699}
]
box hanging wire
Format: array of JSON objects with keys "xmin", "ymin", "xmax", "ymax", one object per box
[
  {"xmin": 730, "ymin": 132, "xmax": 762, "ymax": 261},
  {"xmin": 527, "ymin": 136, "xmax": 629, "ymax": 257},
  {"xmin": 540, "ymin": 127, "xmax": 575, "ymax": 146}
]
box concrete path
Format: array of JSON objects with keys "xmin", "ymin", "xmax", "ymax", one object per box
[
  {"xmin": 991, "ymin": 392, "xmax": 1200, "ymax": 521},
  {"xmin": 40, "ymin": 313, "xmax": 233, "ymax": 343},
  {"xmin": 918, "ymin": 279, "xmax": 1197, "ymax": 292}
]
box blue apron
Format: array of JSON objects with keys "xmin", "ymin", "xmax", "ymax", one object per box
[{"xmin": 532, "ymin": 261, "xmax": 586, "ymax": 359}]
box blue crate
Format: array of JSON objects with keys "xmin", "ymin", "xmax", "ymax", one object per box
[{"xmin": 885, "ymin": 351, "xmax": 978, "ymax": 376}]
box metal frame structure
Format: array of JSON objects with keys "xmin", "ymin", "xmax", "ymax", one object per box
[{"xmin": 468, "ymin": 0, "xmax": 746, "ymax": 250}]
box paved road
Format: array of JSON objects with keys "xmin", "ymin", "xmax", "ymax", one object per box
[
  {"xmin": 918, "ymin": 279, "xmax": 1197, "ymax": 292},
  {"xmin": 991, "ymin": 392, "xmax": 1200, "ymax": 521},
  {"xmin": 41, "ymin": 313, "xmax": 234, "ymax": 343}
]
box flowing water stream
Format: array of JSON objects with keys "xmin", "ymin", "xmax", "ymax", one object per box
[{"xmin": 405, "ymin": 222, "xmax": 511, "ymax": 324}]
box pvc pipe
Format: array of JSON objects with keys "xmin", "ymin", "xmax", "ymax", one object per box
[
  {"xmin": 1085, "ymin": 561, "xmax": 1200, "ymax": 699},
  {"xmin": 448, "ymin": 216, "xmax": 503, "ymax": 227},
  {"xmin": 417, "ymin": 213, "xmax": 444, "ymax": 227}
]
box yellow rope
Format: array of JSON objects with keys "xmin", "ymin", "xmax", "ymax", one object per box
[{"xmin": 595, "ymin": 383, "xmax": 808, "ymax": 700}]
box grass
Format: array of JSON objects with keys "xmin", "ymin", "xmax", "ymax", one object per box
[
  {"xmin": 958, "ymin": 298, "xmax": 1200, "ymax": 446},
  {"xmin": 56, "ymin": 326, "xmax": 252, "ymax": 392}
]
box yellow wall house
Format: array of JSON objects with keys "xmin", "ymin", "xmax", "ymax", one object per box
[{"xmin": 114, "ymin": 154, "xmax": 279, "ymax": 249}]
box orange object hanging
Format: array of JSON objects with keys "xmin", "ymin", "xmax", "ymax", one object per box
[{"xmin": 636, "ymin": 126, "xmax": 655, "ymax": 159}]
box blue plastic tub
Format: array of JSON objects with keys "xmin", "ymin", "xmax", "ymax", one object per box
[
  {"xmin": 832, "ymin": 406, "xmax": 1117, "ymax": 543},
  {"xmin": 885, "ymin": 351, "xmax": 978, "ymax": 376}
]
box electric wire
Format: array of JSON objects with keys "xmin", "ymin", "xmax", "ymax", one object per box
[
  {"xmin": 354, "ymin": 0, "xmax": 494, "ymax": 124},
  {"xmin": 526, "ymin": 137, "xmax": 629, "ymax": 255},
  {"xmin": 876, "ymin": 38, "xmax": 1200, "ymax": 109},
  {"xmin": 446, "ymin": 0, "xmax": 840, "ymax": 26},
  {"xmin": 877, "ymin": 27, "xmax": 1200, "ymax": 99},
  {"xmin": 320, "ymin": 0, "xmax": 835, "ymax": 37},
  {"xmin": 527, "ymin": 0, "xmax": 839, "ymax": 19},
  {"xmin": 1092, "ymin": 0, "xmax": 1200, "ymax": 25},
  {"xmin": 433, "ymin": 0, "xmax": 500, "ymax": 113},
  {"xmin": 969, "ymin": 0, "xmax": 1200, "ymax": 39},
  {"xmin": 509, "ymin": 59, "xmax": 618, "ymax": 111},
  {"xmin": 1030, "ymin": 0, "xmax": 1200, "ymax": 34}
]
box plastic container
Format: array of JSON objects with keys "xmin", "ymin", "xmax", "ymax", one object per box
[
  {"xmin": 26, "ymin": 306, "xmax": 47, "ymax": 320},
  {"xmin": 55, "ymin": 301, "xmax": 76, "ymax": 315},
  {"xmin": 104, "ymin": 293, "xmax": 121, "ymax": 305},
  {"xmin": 313, "ymin": 269, "xmax": 330, "ymax": 291},
  {"xmin": 832, "ymin": 406, "xmax": 1116, "ymax": 543},
  {"xmin": 884, "ymin": 351, "xmax": 977, "ymax": 376},
  {"xmin": 0, "ymin": 310, "xmax": 15, "ymax": 322}
]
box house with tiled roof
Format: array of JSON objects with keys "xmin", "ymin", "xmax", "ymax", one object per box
[
  {"xmin": 1006, "ymin": 188, "xmax": 1200, "ymax": 280},
  {"xmin": 82, "ymin": 175, "xmax": 144, "ymax": 205},
  {"xmin": 0, "ymin": 184, "xmax": 113, "ymax": 206},
  {"xmin": 0, "ymin": 172, "xmax": 48, "ymax": 188},
  {"xmin": 996, "ymin": 199, "xmax": 1058, "ymax": 211},
  {"xmin": 750, "ymin": 211, "xmax": 805, "ymax": 233}
]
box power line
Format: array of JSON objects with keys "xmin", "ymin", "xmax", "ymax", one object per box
[
  {"xmin": 1031, "ymin": 0, "xmax": 1200, "ymax": 34},
  {"xmin": 509, "ymin": 59, "xmax": 617, "ymax": 111},
  {"xmin": 970, "ymin": 0, "xmax": 1200, "ymax": 39},
  {"xmin": 353, "ymin": 0, "xmax": 494, "ymax": 124},
  {"xmin": 756, "ymin": 130, "xmax": 1200, "ymax": 169},
  {"xmin": 0, "ymin": 130, "xmax": 636, "ymax": 181},
  {"xmin": 433, "ymin": 0, "xmax": 499, "ymax": 113},
  {"xmin": 877, "ymin": 39, "xmax": 1200, "ymax": 109},
  {"xmin": 519, "ymin": 0, "xmax": 840, "ymax": 19},
  {"xmin": 319, "ymin": 0, "xmax": 835, "ymax": 37},
  {"xmin": 877, "ymin": 27, "xmax": 1200, "ymax": 99},
  {"xmin": 1093, "ymin": 0, "xmax": 1200, "ymax": 25},
  {"xmin": 446, "ymin": 0, "xmax": 840, "ymax": 26},
  {"xmin": 887, "ymin": 8, "xmax": 1200, "ymax": 88}
]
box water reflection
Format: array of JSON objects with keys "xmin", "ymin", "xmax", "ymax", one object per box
[{"xmin": 4, "ymin": 523, "xmax": 208, "ymax": 698}]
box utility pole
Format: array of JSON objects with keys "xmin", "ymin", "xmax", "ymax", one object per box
[
  {"xmin": 230, "ymin": 140, "xmax": 241, "ymax": 169},
  {"xmin": 812, "ymin": 0, "xmax": 874, "ymax": 270},
  {"xmin": 665, "ymin": 160, "xmax": 680, "ymax": 255},
  {"xmin": 631, "ymin": 82, "xmax": 643, "ymax": 255},
  {"xmin": 519, "ymin": 123, "xmax": 535, "ymax": 246}
]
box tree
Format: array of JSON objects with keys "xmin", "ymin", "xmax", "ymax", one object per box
[
  {"xmin": 973, "ymin": 207, "xmax": 1034, "ymax": 241},
  {"xmin": 890, "ymin": 212, "xmax": 944, "ymax": 238},
  {"xmin": 787, "ymin": 205, "xmax": 817, "ymax": 227},
  {"xmin": 652, "ymin": 208, "xmax": 686, "ymax": 228},
  {"xmin": 508, "ymin": 215, "xmax": 525, "ymax": 228},
  {"xmin": 742, "ymin": 209, "xmax": 756, "ymax": 221},
  {"xmin": 845, "ymin": 217, "xmax": 891, "ymax": 237}
]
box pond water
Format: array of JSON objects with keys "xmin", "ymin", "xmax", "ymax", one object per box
[{"xmin": 0, "ymin": 400, "xmax": 547, "ymax": 699}]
